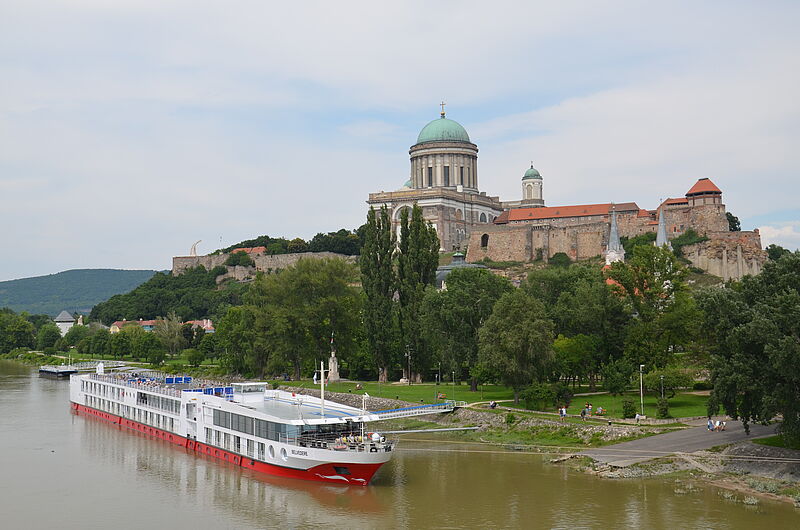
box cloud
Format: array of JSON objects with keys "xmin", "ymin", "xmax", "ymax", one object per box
[
  {"xmin": 1, "ymin": 2, "xmax": 799, "ymax": 280},
  {"xmin": 758, "ymin": 223, "xmax": 800, "ymax": 251}
]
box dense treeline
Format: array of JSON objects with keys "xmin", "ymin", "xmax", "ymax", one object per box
[
  {"xmin": 216, "ymin": 228, "xmax": 364, "ymax": 257},
  {"xmin": 89, "ymin": 266, "xmax": 246, "ymax": 325}
]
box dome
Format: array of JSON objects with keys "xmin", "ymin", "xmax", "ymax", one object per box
[
  {"xmin": 416, "ymin": 117, "xmax": 471, "ymax": 144},
  {"xmin": 522, "ymin": 165, "xmax": 542, "ymax": 180},
  {"xmin": 401, "ymin": 179, "xmax": 412, "ymax": 189}
]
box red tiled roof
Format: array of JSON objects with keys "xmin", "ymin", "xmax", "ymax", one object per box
[
  {"xmin": 637, "ymin": 209, "xmax": 652, "ymax": 218},
  {"xmin": 662, "ymin": 197, "xmax": 689, "ymax": 206},
  {"xmin": 686, "ymin": 178, "xmax": 721, "ymax": 196},
  {"xmin": 231, "ymin": 246, "xmax": 267, "ymax": 254},
  {"xmin": 493, "ymin": 211, "xmax": 510, "ymax": 224},
  {"xmin": 111, "ymin": 319, "xmax": 159, "ymax": 328},
  {"xmin": 507, "ymin": 202, "xmax": 639, "ymax": 222}
]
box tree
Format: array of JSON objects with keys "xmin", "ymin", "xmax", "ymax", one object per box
[
  {"xmin": 549, "ymin": 252, "xmax": 571, "ymax": 267},
  {"xmin": 216, "ymin": 305, "xmax": 259, "ymax": 375},
  {"xmin": 397, "ymin": 204, "xmax": 440, "ymax": 382},
  {"xmin": 225, "ymin": 251, "xmax": 255, "ymax": 267},
  {"xmin": 287, "ymin": 238, "xmax": 308, "ymax": 253},
  {"xmin": 359, "ymin": 206, "xmax": 397, "ymax": 382},
  {"xmin": 423, "ymin": 268, "xmax": 513, "ymax": 390},
  {"xmin": 63, "ymin": 324, "xmax": 90, "ymax": 348},
  {"xmin": 0, "ymin": 310, "xmax": 35, "ymax": 353},
  {"xmin": 606, "ymin": 245, "xmax": 698, "ymax": 369},
  {"xmin": 132, "ymin": 333, "xmax": 165, "ymax": 366},
  {"xmin": 109, "ymin": 330, "xmax": 131, "ymax": 358},
  {"xmin": 726, "ymin": 212, "xmax": 741, "ymax": 232},
  {"xmin": 702, "ymin": 252, "xmax": 800, "ymax": 444},
  {"xmin": 185, "ymin": 348, "xmax": 205, "ymax": 367},
  {"xmin": 36, "ymin": 323, "xmax": 62, "ymax": 351},
  {"xmin": 643, "ymin": 368, "xmax": 693, "ymax": 398},
  {"xmin": 552, "ymin": 334, "xmax": 597, "ymax": 388},
  {"xmin": 90, "ymin": 328, "xmax": 111, "ymax": 357},
  {"xmin": 478, "ymin": 290, "xmax": 555, "ymax": 403},
  {"xmin": 154, "ymin": 312, "xmax": 186, "ymax": 358},
  {"xmin": 602, "ymin": 359, "xmax": 634, "ymax": 396},
  {"xmin": 244, "ymin": 259, "xmax": 361, "ymax": 380},
  {"xmin": 766, "ymin": 243, "xmax": 790, "ymax": 261}
]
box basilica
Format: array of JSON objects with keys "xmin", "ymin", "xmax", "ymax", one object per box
[{"xmin": 366, "ymin": 108, "xmax": 766, "ymax": 280}]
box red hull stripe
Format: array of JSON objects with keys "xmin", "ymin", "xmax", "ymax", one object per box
[{"xmin": 71, "ymin": 402, "xmax": 383, "ymax": 485}]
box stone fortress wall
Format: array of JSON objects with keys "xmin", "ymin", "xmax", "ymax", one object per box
[{"xmin": 172, "ymin": 251, "xmax": 356, "ymax": 280}]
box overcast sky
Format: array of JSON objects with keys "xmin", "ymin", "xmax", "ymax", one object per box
[{"xmin": 2, "ymin": 1, "xmax": 799, "ymax": 281}]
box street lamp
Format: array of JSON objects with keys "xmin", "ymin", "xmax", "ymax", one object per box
[
  {"xmin": 660, "ymin": 374, "xmax": 665, "ymax": 400},
  {"xmin": 452, "ymin": 371, "xmax": 456, "ymax": 401},
  {"xmin": 405, "ymin": 349, "xmax": 412, "ymax": 386},
  {"xmin": 639, "ymin": 364, "xmax": 645, "ymax": 416}
]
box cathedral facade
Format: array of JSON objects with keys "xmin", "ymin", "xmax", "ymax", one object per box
[{"xmin": 366, "ymin": 109, "xmax": 505, "ymax": 251}]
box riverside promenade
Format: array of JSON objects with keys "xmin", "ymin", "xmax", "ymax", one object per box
[{"xmin": 581, "ymin": 420, "xmax": 777, "ymax": 467}]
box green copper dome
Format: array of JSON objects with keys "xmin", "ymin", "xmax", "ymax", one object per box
[
  {"xmin": 522, "ymin": 165, "xmax": 542, "ymax": 180},
  {"xmin": 416, "ymin": 117, "xmax": 471, "ymax": 144}
]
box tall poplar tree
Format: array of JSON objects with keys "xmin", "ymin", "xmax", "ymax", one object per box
[
  {"xmin": 359, "ymin": 206, "xmax": 397, "ymax": 382},
  {"xmin": 397, "ymin": 204, "xmax": 439, "ymax": 381}
]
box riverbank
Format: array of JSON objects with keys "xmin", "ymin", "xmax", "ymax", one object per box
[{"xmin": 568, "ymin": 440, "xmax": 800, "ymax": 507}]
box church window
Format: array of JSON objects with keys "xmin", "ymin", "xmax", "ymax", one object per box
[
  {"xmin": 460, "ymin": 166, "xmax": 464, "ymax": 185},
  {"xmin": 481, "ymin": 234, "xmax": 489, "ymax": 248},
  {"xmin": 444, "ymin": 166, "xmax": 450, "ymax": 186},
  {"xmin": 427, "ymin": 167, "xmax": 433, "ymax": 187},
  {"xmin": 480, "ymin": 212, "xmax": 487, "ymax": 223}
]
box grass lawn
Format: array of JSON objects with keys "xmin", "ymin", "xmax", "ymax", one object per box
[
  {"xmin": 273, "ymin": 379, "xmax": 515, "ymax": 405},
  {"xmin": 507, "ymin": 391, "xmax": 709, "ymax": 419},
  {"xmin": 753, "ymin": 435, "xmax": 800, "ymax": 450}
]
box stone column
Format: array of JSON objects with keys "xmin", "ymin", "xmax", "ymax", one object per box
[{"xmin": 722, "ymin": 248, "xmax": 729, "ymax": 281}]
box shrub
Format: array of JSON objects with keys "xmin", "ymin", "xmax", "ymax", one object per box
[
  {"xmin": 656, "ymin": 398, "xmax": 670, "ymax": 419},
  {"xmin": 622, "ymin": 398, "xmax": 637, "ymax": 419},
  {"xmin": 552, "ymin": 382, "xmax": 573, "ymax": 407},
  {"xmin": 521, "ymin": 383, "xmax": 556, "ymax": 410},
  {"xmin": 693, "ymin": 381, "xmax": 713, "ymax": 391},
  {"xmin": 549, "ymin": 252, "xmax": 571, "ymax": 267},
  {"xmin": 505, "ymin": 413, "xmax": 517, "ymax": 425},
  {"xmin": 43, "ymin": 346, "xmax": 57, "ymax": 356},
  {"xmin": 225, "ymin": 251, "xmax": 254, "ymax": 267},
  {"xmin": 185, "ymin": 348, "xmax": 205, "ymax": 367}
]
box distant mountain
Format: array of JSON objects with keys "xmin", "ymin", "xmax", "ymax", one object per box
[{"xmin": 0, "ymin": 269, "xmax": 158, "ymax": 316}]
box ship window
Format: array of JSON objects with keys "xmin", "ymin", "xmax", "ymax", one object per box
[
  {"xmin": 269, "ymin": 445, "xmax": 275, "ymax": 459},
  {"xmin": 334, "ymin": 466, "xmax": 351, "ymax": 476},
  {"xmin": 280, "ymin": 448, "xmax": 288, "ymax": 461}
]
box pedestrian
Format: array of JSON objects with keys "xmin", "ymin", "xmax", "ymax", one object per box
[
  {"xmin": 313, "ymin": 372, "xmax": 317, "ymax": 385},
  {"xmin": 588, "ymin": 403, "xmax": 593, "ymax": 415},
  {"xmin": 580, "ymin": 408, "xmax": 586, "ymax": 421},
  {"xmin": 635, "ymin": 412, "xmax": 641, "ymax": 424},
  {"xmin": 559, "ymin": 406, "xmax": 566, "ymax": 422},
  {"xmin": 707, "ymin": 418, "xmax": 714, "ymax": 431}
]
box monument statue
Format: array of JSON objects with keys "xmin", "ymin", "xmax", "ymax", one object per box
[
  {"xmin": 328, "ymin": 351, "xmax": 340, "ymax": 383},
  {"xmin": 189, "ymin": 240, "xmax": 202, "ymax": 257}
]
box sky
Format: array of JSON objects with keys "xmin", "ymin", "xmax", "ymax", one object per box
[{"xmin": 1, "ymin": 1, "xmax": 799, "ymax": 281}]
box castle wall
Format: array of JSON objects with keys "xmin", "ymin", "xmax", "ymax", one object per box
[{"xmin": 172, "ymin": 252, "xmax": 355, "ymax": 276}]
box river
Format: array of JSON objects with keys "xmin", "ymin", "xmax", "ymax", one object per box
[{"xmin": 1, "ymin": 361, "xmax": 797, "ymax": 528}]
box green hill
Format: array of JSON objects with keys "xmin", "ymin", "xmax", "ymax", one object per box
[{"xmin": 0, "ymin": 269, "xmax": 158, "ymax": 316}]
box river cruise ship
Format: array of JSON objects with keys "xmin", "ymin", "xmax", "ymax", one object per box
[{"xmin": 70, "ymin": 365, "xmax": 458, "ymax": 485}]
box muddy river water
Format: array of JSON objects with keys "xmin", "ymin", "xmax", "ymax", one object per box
[{"xmin": 1, "ymin": 361, "xmax": 797, "ymax": 528}]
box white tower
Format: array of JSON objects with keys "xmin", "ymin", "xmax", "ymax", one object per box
[{"xmin": 521, "ymin": 163, "xmax": 544, "ymax": 206}]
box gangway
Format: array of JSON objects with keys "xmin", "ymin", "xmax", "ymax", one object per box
[
  {"xmin": 370, "ymin": 400, "xmax": 467, "ymax": 421},
  {"xmin": 39, "ymin": 360, "xmax": 127, "ymax": 377}
]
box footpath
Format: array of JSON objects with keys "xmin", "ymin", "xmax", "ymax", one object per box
[{"xmin": 580, "ymin": 420, "xmax": 776, "ymax": 467}]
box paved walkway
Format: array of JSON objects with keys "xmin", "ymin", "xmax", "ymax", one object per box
[{"xmin": 580, "ymin": 420, "xmax": 777, "ymax": 467}]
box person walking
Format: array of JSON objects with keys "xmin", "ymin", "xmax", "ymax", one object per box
[
  {"xmin": 580, "ymin": 408, "xmax": 586, "ymax": 421},
  {"xmin": 559, "ymin": 406, "xmax": 567, "ymax": 422}
]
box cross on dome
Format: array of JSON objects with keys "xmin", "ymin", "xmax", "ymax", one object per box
[{"xmin": 440, "ymin": 100, "xmax": 446, "ymax": 118}]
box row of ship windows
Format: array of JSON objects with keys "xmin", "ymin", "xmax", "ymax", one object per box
[
  {"xmin": 204, "ymin": 427, "xmax": 286, "ymax": 462},
  {"xmin": 82, "ymin": 380, "xmax": 180, "ymax": 415},
  {"xmin": 85, "ymin": 395, "xmax": 176, "ymax": 433},
  {"xmin": 212, "ymin": 409, "xmax": 300, "ymax": 442}
]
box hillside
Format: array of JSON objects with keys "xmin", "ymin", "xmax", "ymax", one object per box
[{"xmin": 0, "ymin": 269, "xmax": 158, "ymax": 316}]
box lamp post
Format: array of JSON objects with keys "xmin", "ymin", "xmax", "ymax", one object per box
[
  {"xmin": 639, "ymin": 364, "xmax": 645, "ymax": 416},
  {"xmin": 405, "ymin": 349, "xmax": 412, "ymax": 385},
  {"xmin": 452, "ymin": 371, "xmax": 456, "ymax": 401},
  {"xmin": 660, "ymin": 375, "xmax": 665, "ymax": 400}
]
